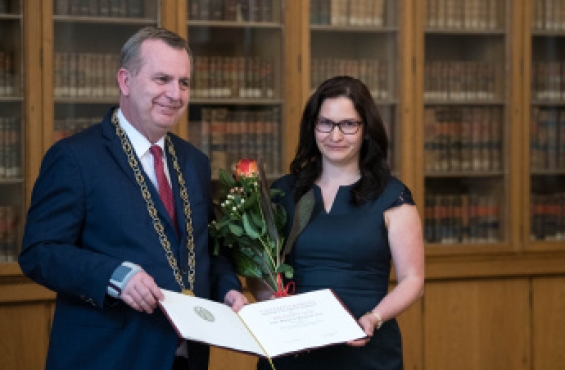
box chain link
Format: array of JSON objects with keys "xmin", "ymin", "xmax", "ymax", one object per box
[{"xmin": 111, "ymin": 110, "xmax": 196, "ymax": 293}]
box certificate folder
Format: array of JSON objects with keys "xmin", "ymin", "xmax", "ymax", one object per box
[{"xmin": 159, "ymin": 288, "xmax": 367, "ymax": 358}]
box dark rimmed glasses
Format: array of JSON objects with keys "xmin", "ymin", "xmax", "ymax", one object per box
[{"xmin": 315, "ymin": 118, "xmax": 362, "ymax": 135}]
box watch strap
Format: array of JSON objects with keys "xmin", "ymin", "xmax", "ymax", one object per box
[{"xmin": 107, "ymin": 262, "xmax": 142, "ymax": 298}]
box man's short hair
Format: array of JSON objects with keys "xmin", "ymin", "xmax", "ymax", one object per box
[{"xmin": 120, "ymin": 26, "xmax": 192, "ymax": 75}]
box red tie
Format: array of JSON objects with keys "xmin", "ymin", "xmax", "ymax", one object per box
[{"xmin": 149, "ymin": 145, "xmax": 177, "ymax": 226}]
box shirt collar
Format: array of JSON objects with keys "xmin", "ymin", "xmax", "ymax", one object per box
[{"xmin": 117, "ymin": 108, "xmax": 165, "ymax": 157}]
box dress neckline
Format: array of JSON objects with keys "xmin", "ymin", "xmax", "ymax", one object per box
[{"xmin": 313, "ymin": 182, "xmax": 356, "ymax": 214}]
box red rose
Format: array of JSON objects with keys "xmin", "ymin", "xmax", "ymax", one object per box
[{"xmin": 234, "ymin": 158, "xmax": 258, "ymax": 179}]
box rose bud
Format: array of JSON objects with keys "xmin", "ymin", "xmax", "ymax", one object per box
[{"xmin": 234, "ymin": 158, "xmax": 258, "ymax": 179}]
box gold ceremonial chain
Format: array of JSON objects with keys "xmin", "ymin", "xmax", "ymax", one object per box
[{"xmin": 111, "ymin": 110, "xmax": 196, "ymax": 295}]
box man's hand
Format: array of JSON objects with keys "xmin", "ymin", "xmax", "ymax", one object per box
[
  {"xmin": 223, "ymin": 290, "xmax": 249, "ymax": 312},
  {"xmin": 120, "ymin": 271, "xmax": 164, "ymax": 314}
]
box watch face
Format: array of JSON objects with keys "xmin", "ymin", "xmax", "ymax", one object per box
[{"xmin": 113, "ymin": 265, "xmax": 133, "ymax": 281}]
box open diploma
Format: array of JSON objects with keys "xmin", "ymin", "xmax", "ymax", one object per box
[{"xmin": 159, "ymin": 288, "xmax": 367, "ymax": 358}]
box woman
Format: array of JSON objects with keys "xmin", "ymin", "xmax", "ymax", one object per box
[{"xmin": 250, "ymin": 76, "xmax": 424, "ymax": 370}]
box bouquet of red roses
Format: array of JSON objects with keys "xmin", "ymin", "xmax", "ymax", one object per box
[{"xmin": 209, "ymin": 158, "xmax": 293, "ymax": 295}]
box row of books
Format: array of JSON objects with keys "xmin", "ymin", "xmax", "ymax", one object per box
[
  {"xmin": 0, "ymin": 205, "xmax": 18, "ymax": 263},
  {"xmin": 53, "ymin": 117, "xmax": 99, "ymax": 143},
  {"xmin": 532, "ymin": 62, "xmax": 565, "ymax": 101},
  {"xmin": 531, "ymin": 192, "xmax": 565, "ymax": 241},
  {"xmin": 426, "ymin": 0, "xmax": 500, "ymax": 30},
  {"xmin": 310, "ymin": 0, "xmax": 387, "ymax": 27},
  {"xmin": 189, "ymin": 107, "xmax": 281, "ymax": 176},
  {"xmin": 424, "ymin": 61, "xmax": 496, "ymax": 102},
  {"xmin": 192, "ymin": 56, "xmax": 275, "ymax": 99},
  {"xmin": 424, "ymin": 106, "xmax": 502, "ymax": 173},
  {"xmin": 54, "ymin": 0, "xmax": 146, "ymax": 18},
  {"xmin": 54, "ymin": 52, "xmax": 119, "ymax": 98},
  {"xmin": 0, "ymin": 0, "xmax": 11, "ymax": 13},
  {"xmin": 424, "ymin": 192, "xmax": 500, "ymax": 244},
  {"xmin": 310, "ymin": 58, "xmax": 390, "ymax": 100},
  {"xmin": 0, "ymin": 51, "xmax": 15, "ymax": 97},
  {"xmin": 0, "ymin": 117, "xmax": 20, "ymax": 179},
  {"xmin": 532, "ymin": 0, "xmax": 565, "ymax": 31},
  {"xmin": 188, "ymin": 0, "xmax": 278, "ymax": 23},
  {"xmin": 530, "ymin": 107, "xmax": 565, "ymax": 170}
]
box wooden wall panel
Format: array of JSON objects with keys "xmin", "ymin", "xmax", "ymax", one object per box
[
  {"xmin": 209, "ymin": 348, "xmax": 256, "ymax": 370},
  {"xmin": 398, "ymin": 298, "xmax": 423, "ymax": 370},
  {"xmin": 0, "ymin": 303, "xmax": 51, "ymax": 370},
  {"xmin": 532, "ymin": 277, "xmax": 565, "ymax": 370},
  {"xmin": 424, "ymin": 279, "xmax": 530, "ymax": 370}
]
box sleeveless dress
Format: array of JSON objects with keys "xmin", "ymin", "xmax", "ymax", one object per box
[{"xmin": 257, "ymin": 175, "xmax": 415, "ymax": 370}]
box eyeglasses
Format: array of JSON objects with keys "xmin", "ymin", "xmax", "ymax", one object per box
[{"xmin": 315, "ymin": 118, "xmax": 362, "ymax": 135}]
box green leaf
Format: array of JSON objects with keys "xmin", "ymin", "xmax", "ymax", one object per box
[
  {"xmin": 274, "ymin": 204, "xmax": 287, "ymax": 230},
  {"xmin": 284, "ymin": 188, "xmax": 315, "ymax": 257},
  {"xmin": 250, "ymin": 210, "xmax": 263, "ymax": 227},
  {"xmin": 219, "ymin": 168, "xmax": 236, "ymax": 188},
  {"xmin": 228, "ymin": 223, "xmax": 244, "ymax": 237},
  {"xmin": 232, "ymin": 251, "xmax": 263, "ymax": 278},
  {"xmin": 242, "ymin": 213, "xmax": 260, "ymax": 239},
  {"xmin": 276, "ymin": 263, "xmax": 294, "ymax": 279}
]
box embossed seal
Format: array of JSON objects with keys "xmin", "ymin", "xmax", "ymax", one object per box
[{"xmin": 194, "ymin": 306, "xmax": 215, "ymax": 322}]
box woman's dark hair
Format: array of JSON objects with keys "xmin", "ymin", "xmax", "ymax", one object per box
[{"xmin": 290, "ymin": 75, "xmax": 391, "ymax": 205}]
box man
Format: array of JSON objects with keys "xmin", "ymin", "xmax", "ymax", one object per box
[{"xmin": 19, "ymin": 27, "xmax": 247, "ymax": 370}]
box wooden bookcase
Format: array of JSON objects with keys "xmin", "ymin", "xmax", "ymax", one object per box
[
  {"xmin": 1, "ymin": 1, "xmax": 565, "ymax": 370},
  {"xmin": 414, "ymin": 0, "xmax": 522, "ymax": 255},
  {"xmin": 0, "ymin": 0, "xmax": 24, "ymax": 264},
  {"xmin": 183, "ymin": 0, "xmax": 286, "ymax": 178},
  {"xmin": 523, "ymin": 0, "xmax": 565, "ymax": 252}
]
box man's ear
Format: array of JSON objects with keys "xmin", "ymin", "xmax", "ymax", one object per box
[{"xmin": 117, "ymin": 68, "xmax": 130, "ymax": 96}]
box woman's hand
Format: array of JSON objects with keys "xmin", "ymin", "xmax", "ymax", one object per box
[{"xmin": 347, "ymin": 313, "xmax": 376, "ymax": 347}]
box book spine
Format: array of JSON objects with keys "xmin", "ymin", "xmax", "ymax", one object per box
[
  {"xmin": 210, "ymin": 108, "xmax": 227, "ymax": 176},
  {"xmin": 7, "ymin": 116, "xmax": 20, "ymax": 178},
  {"xmin": 0, "ymin": 51, "xmax": 6, "ymax": 96},
  {"xmin": 0, "ymin": 117, "xmax": 5, "ymax": 178},
  {"xmin": 424, "ymin": 194, "xmax": 435, "ymax": 242},
  {"xmin": 558, "ymin": 109, "xmax": 565, "ymax": 168}
]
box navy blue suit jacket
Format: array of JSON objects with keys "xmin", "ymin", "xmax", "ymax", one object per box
[{"xmin": 19, "ymin": 108, "xmax": 241, "ymax": 370}]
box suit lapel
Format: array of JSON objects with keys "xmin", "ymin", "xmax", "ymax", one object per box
[{"xmin": 102, "ymin": 110, "xmax": 179, "ymax": 237}]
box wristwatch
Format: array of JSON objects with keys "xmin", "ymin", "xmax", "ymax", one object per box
[{"xmin": 107, "ymin": 262, "xmax": 142, "ymax": 298}]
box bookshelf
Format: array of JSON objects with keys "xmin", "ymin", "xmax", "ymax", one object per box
[
  {"xmin": 415, "ymin": 0, "xmax": 521, "ymax": 252},
  {"xmin": 184, "ymin": 0, "xmax": 286, "ymax": 178},
  {"xmin": 0, "ymin": 0, "xmax": 23, "ymax": 263},
  {"xmin": 524, "ymin": 0, "xmax": 565, "ymax": 251}
]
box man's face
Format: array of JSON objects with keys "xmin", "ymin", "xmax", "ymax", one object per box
[{"xmin": 119, "ymin": 39, "xmax": 191, "ymax": 142}]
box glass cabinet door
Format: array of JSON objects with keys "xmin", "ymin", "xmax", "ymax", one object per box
[
  {"xmin": 0, "ymin": 0, "xmax": 23, "ymax": 263},
  {"xmin": 186, "ymin": 0, "xmax": 285, "ymax": 178},
  {"xmin": 420, "ymin": 0, "xmax": 512, "ymax": 248},
  {"xmin": 525, "ymin": 0, "xmax": 565, "ymax": 248},
  {"xmin": 309, "ymin": 0, "xmax": 402, "ymax": 174},
  {"xmin": 50, "ymin": 0, "xmax": 161, "ymax": 144}
]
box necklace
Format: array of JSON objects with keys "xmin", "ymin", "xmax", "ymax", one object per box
[{"xmin": 111, "ymin": 109, "xmax": 196, "ymax": 296}]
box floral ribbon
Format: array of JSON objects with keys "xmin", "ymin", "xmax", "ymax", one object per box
[{"xmin": 273, "ymin": 274, "xmax": 295, "ymax": 298}]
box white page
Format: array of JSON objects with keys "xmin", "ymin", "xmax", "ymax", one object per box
[
  {"xmin": 160, "ymin": 290, "xmax": 265, "ymax": 356},
  {"xmin": 238, "ymin": 289, "xmax": 366, "ymax": 358}
]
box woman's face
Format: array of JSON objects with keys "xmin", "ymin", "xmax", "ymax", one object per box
[{"xmin": 315, "ymin": 97, "xmax": 363, "ymax": 168}]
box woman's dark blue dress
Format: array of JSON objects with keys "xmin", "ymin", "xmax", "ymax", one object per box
[{"xmin": 257, "ymin": 175, "xmax": 415, "ymax": 370}]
